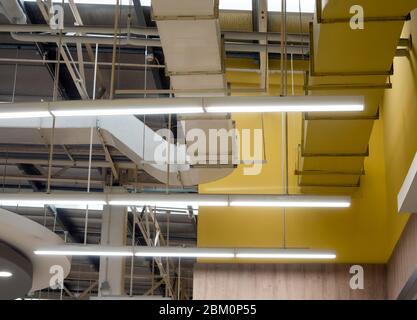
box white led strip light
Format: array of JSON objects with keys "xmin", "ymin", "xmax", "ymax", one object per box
[
  {"xmin": 0, "ymin": 193, "xmax": 351, "ymax": 209},
  {"xmin": 24, "ymin": 1, "xmax": 315, "ymax": 13},
  {"xmin": 34, "ymin": 245, "xmax": 336, "ymax": 260},
  {"xmin": 0, "ymin": 96, "xmax": 364, "ymax": 119}
]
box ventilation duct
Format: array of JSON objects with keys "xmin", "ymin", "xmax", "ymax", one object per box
[
  {"xmin": 0, "ymin": 0, "xmax": 26, "ymax": 24},
  {"xmin": 0, "ymin": 115, "xmax": 234, "ymax": 186},
  {"xmin": 299, "ymin": 0, "xmax": 417, "ymax": 189},
  {"xmin": 152, "ymin": 0, "xmax": 226, "ymax": 97}
]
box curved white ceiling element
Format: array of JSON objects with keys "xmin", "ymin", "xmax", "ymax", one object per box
[
  {"xmin": 0, "ymin": 208, "xmax": 71, "ymax": 292},
  {"xmin": 0, "ymin": 114, "xmax": 234, "ymax": 186},
  {"xmin": 0, "ymin": 0, "xmax": 26, "ymax": 24}
]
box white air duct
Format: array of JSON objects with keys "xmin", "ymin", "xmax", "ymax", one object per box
[
  {"xmin": 0, "ymin": 0, "xmax": 26, "ymax": 24},
  {"xmin": 0, "ymin": 115, "xmax": 234, "ymax": 186}
]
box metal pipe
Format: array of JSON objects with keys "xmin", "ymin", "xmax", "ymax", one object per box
[
  {"xmin": 110, "ymin": 0, "xmax": 121, "ymax": 99},
  {"xmin": 223, "ymin": 31, "xmax": 308, "ymax": 43},
  {"xmin": 11, "ymin": 32, "xmax": 310, "ymax": 54},
  {"xmin": 0, "ymin": 24, "xmax": 159, "ymax": 36},
  {"xmin": 0, "ymin": 158, "xmax": 118, "ymax": 168},
  {"xmin": 224, "ymin": 42, "xmax": 306, "ymax": 54},
  {"xmin": 306, "ymin": 83, "xmax": 392, "ymax": 90},
  {"xmin": 0, "ymin": 57, "xmax": 165, "ymax": 69},
  {"xmin": 226, "ymin": 67, "xmax": 305, "ymax": 74},
  {"xmin": 93, "ymin": 44, "xmax": 99, "ymax": 99},
  {"xmin": 10, "ymin": 32, "xmax": 163, "ymax": 47},
  {"xmin": 114, "ymin": 87, "xmax": 268, "ymax": 95},
  {"xmin": 2, "ymin": 175, "xmax": 104, "ymax": 185},
  {"xmin": 0, "ymin": 24, "xmax": 307, "ymax": 43}
]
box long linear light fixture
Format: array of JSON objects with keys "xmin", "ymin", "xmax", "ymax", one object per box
[
  {"xmin": 0, "ymin": 193, "xmax": 351, "ymax": 208},
  {"xmin": 204, "ymin": 96, "xmax": 364, "ymax": 113},
  {"xmin": 24, "ymin": 1, "xmax": 315, "ymax": 13},
  {"xmin": 34, "ymin": 245, "xmax": 336, "ymax": 260},
  {"xmin": 0, "ymin": 96, "xmax": 364, "ymax": 119}
]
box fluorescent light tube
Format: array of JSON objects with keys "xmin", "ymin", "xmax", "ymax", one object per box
[
  {"xmin": 34, "ymin": 246, "xmax": 233, "ymax": 258},
  {"xmin": 135, "ymin": 247, "xmax": 235, "ymax": 258},
  {"xmin": 235, "ymin": 249, "xmax": 336, "ymax": 260},
  {"xmin": 24, "ymin": 0, "xmax": 146, "ymax": 5},
  {"xmin": 230, "ymin": 201, "xmax": 351, "ymax": 208},
  {"xmin": 109, "ymin": 201, "xmax": 227, "ymax": 207},
  {"xmin": 108, "ymin": 193, "xmax": 229, "ymax": 208},
  {"xmin": 205, "ymin": 96, "xmax": 364, "ymax": 113},
  {"xmin": 24, "ymin": 0, "xmax": 315, "ymax": 13},
  {"xmin": 0, "ymin": 200, "xmax": 106, "ymax": 207},
  {"xmin": 0, "ymin": 202, "xmax": 104, "ymax": 210},
  {"xmin": 206, "ymin": 105, "xmax": 363, "ymax": 113},
  {"xmin": 34, "ymin": 246, "xmax": 133, "ymax": 257},
  {"xmin": 0, "ymin": 96, "xmax": 364, "ymax": 119},
  {"xmin": 49, "ymin": 98, "xmax": 204, "ymax": 117},
  {"xmin": 34, "ymin": 250, "xmax": 133, "ymax": 257},
  {"xmin": 51, "ymin": 107, "xmax": 203, "ymax": 117},
  {"xmin": 0, "ymin": 111, "xmax": 51, "ymax": 119},
  {"xmin": 229, "ymin": 195, "xmax": 351, "ymax": 208},
  {"xmin": 0, "ymin": 102, "xmax": 51, "ymax": 119},
  {"xmin": 34, "ymin": 246, "xmax": 336, "ymax": 260},
  {"xmin": 135, "ymin": 252, "xmax": 234, "ymax": 258},
  {"xmin": 0, "ymin": 271, "xmax": 13, "ymax": 278},
  {"xmin": 0, "ymin": 193, "xmax": 351, "ymax": 209},
  {"xmin": 0, "ymin": 193, "xmax": 107, "ymax": 207}
]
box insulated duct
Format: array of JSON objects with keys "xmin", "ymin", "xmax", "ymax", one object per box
[
  {"xmin": 0, "ymin": 0, "xmax": 26, "ymax": 24},
  {"xmin": 152, "ymin": 0, "xmax": 227, "ymax": 97},
  {"xmin": 0, "ymin": 115, "xmax": 234, "ymax": 187},
  {"xmin": 299, "ymin": 0, "xmax": 417, "ymax": 188}
]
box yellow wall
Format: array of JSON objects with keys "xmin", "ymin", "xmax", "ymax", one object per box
[
  {"xmin": 382, "ymin": 16, "xmax": 417, "ymax": 255},
  {"xmin": 198, "ymin": 113, "xmax": 390, "ymax": 263},
  {"xmin": 197, "ymin": 14, "xmax": 417, "ymax": 264}
]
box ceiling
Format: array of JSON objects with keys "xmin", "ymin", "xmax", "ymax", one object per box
[{"xmin": 0, "ymin": 0, "xmax": 417, "ymax": 299}]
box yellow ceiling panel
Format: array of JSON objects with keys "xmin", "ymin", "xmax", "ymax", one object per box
[
  {"xmin": 303, "ymin": 119, "xmax": 374, "ymax": 154},
  {"xmin": 314, "ymin": 22, "xmax": 403, "ymax": 73},
  {"xmin": 321, "ymin": 0, "xmax": 417, "ymax": 19}
]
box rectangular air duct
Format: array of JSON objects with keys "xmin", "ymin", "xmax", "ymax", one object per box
[{"xmin": 152, "ymin": 0, "xmax": 226, "ymax": 97}]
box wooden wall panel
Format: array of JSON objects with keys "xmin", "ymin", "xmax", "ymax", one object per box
[
  {"xmin": 387, "ymin": 214, "xmax": 417, "ymax": 299},
  {"xmin": 193, "ymin": 264, "xmax": 386, "ymax": 300}
]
